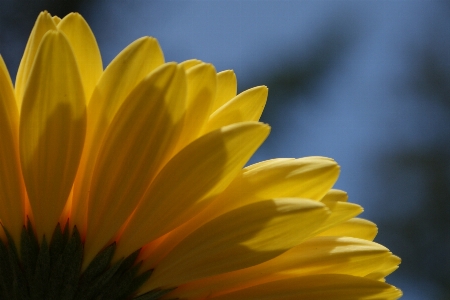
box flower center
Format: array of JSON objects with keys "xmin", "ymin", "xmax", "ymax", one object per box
[{"xmin": 0, "ymin": 220, "xmax": 173, "ymax": 299}]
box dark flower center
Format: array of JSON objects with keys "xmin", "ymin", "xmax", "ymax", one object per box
[{"xmin": 0, "ymin": 220, "xmax": 173, "ymax": 300}]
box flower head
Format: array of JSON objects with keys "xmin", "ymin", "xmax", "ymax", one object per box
[{"xmin": 0, "ymin": 11, "xmax": 401, "ymax": 299}]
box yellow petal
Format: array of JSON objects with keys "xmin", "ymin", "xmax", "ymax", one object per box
[
  {"xmin": 116, "ymin": 122, "xmax": 270, "ymax": 260},
  {"xmin": 170, "ymin": 237, "xmax": 399, "ymax": 300},
  {"xmin": 321, "ymin": 188, "xmax": 348, "ymax": 202},
  {"xmin": 243, "ymin": 157, "xmax": 294, "ymax": 170},
  {"xmin": 212, "ymin": 70, "xmax": 237, "ymax": 112},
  {"xmin": 317, "ymin": 218, "xmax": 378, "ymax": 241},
  {"xmin": 0, "ymin": 56, "xmax": 26, "ymax": 242},
  {"xmin": 15, "ymin": 11, "xmax": 57, "ymax": 109},
  {"xmin": 180, "ymin": 59, "xmax": 202, "ymax": 70},
  {"xmin": 258, "ymin": 237, "xmax": 397, "ymax": 279},
  {"xmin": 139, "ymin": 156, "xmax": 339, "ymax": 266},
  {"xmin": 216, "ymin": 156, "xmax": 339, "ymax": 213},
  {"xmin": 71, "ymin": 36, "xmax": 164, "ymax": 235},
  {"xmin": 365, "ymin": 255, "xmax": 401, "ymax": 281},
  {"xmin": 211, "ymin": 274, "xmax": 402, "ymax": 300},
  {"xmin": 148, "ymin": 198, "xmax": 330, "ymax": 289},
  {"xmin": 52, "ymin": 16, "xmax": 61, "ymax": 25},
  {"xmin": 205, "ymin": 86, "xmax": 267, "ymax": 133},
  {"xmin": 84, "ymin": 63, "xmax": 186, "ymax": 264},
  {"xmin": 57, "ymin": 13, "xmax": 103, "ymax": 102},
  {"xmin": 315, "ymin": 190, "xmax": 363, "ymax": 234},
  {"xmin": 174, "ymin": 63, "xmax": 217, "ymax": 150},
  {"xmin": 19, "ymin": 30, "xmax": 86, "ymax": 240}
]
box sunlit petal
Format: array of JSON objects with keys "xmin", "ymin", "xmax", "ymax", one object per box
[
  {"xmin": 19, "ymin": 30, "xmax": 86, "ymax": 240},
  {"xmin": 15, "ymin": 11, "xmax": 57, "ymax": 109},
  {"xmin": 116, "ymin": 122, "xmax": 270, "ymax": 260},
  {"xmin": 84, "ymin": 63, "xmax": 186, "ymax": 264},
  {"xmin": 317, "ymin": 218, "xmax": 379, "ymax": 241},
  {"xmin": 211, "ymin": 274, "xmax": 402, "ymax": 300},
  {"xmin": 314, "ymin": 189, "xmax": 363, "ymax": 235},
  {"xmin": 57, "ymin": 13, "xmax": 103, "ymax": 102},
  {"xmin": 71, "ymin": 36, "xmax": 164, "ymax": 234},
  {"xmin": 0, "ymin": 56, "xmax": 26, "ymax": 242},
  {"xmin": 169, "ymin": 237, "xmax": 399, "ymax": 299},
  {"xmin": 1, "ymin": 11, "xmax": 401, "ymax": 299},
  {"xmin": 175, "ymin": 63, "xmax": 217, "ymax": 150},
  {"xmin": 148, "ymin": 198, "xmax": 330, "ymax": 289},
  {"xmin": 212, "ymin": 70, "xmax": 237, "ymax": 111},
  {"xmin": 205, "ymin": 85, "xmax": 267, "ymax": 133},
  {"xmin": 136, "ymin": 156, "xmax": 340, "ymax": 268}
]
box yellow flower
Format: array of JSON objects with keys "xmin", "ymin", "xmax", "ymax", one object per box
[{"xmin": 0, "ymin": 11, "xmax": 401, "ymax": 299}]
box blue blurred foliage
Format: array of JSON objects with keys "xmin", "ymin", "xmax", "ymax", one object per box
[{"xmin": 1, "ymin": 1, "xmax": 449, "ymax": 299}]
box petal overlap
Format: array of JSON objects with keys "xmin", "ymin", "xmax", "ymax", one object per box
[
  {"xmin": 147, "ymin": 198, "xmax": 330, "ymax": 289},
  {"xmin": 0, "ymin": 11, "xmax": 401, "ymax": 300},
  {"xmin": 71, "ymin": 36, "xmax": 165, "ymax": 234},
  {"xmin": 15, "ymin": 11, "xmax": 57, "ymax": 109},
  {"xmin": 211, "ymin": 274, "xmax": 402, "ymax": 300},
  {"xmin": 19, "ymin": 30, "xmax": 86, "ymax": 240},
  {"xmin": 168, "ymin": 237, "xmax": 400, "ymax": 299},
  {"xmin": 205, "ymin": 85, "xmax": 267, "ymax": 133},
  {"xmin": 0, "ymin": 56, "xmax": 26, "ymax": 242},
  {"xmin": 57, "ymin": 13, "xmax": 103, "ymax": 102},
  {"xmin": 84, "ymin": 63, "xmax": 187, "ymax": 263},
  {"xmin": 115, "ymin": 122, "xmax": 270, "ymax": 260}
]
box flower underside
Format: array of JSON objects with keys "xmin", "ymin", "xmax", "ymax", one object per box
[
  {"xmin": 0, "ymin": 11, "xmax": 402, "ymax": 300},
  {"xmin": 0, "ymin": 221, "xmax": 170, "ymax": 300}
]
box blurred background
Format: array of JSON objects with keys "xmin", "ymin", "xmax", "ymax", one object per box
[{"xmin": 1, "ymin": 1, "xmax": 449, "ymax": 299}]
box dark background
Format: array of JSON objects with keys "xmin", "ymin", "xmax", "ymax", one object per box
[{"xmin": 1, "ymin": 1, "xmax": 449, "ymax": 299}]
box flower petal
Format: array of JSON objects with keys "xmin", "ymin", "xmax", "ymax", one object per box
[
  {"xmin": 147, "ymin": 198, "xmax": 330, "ymax": 289},
  {"xmin": 71, "ymin": 36, "xmax": 164, "ymax": 235},
  {"xmin": 115, "ymin": 122, "xmax": 270, "ymax": 260},
  {"xmin": 252, "ymin": 237, "xmax": 399, "ymax": 280},
  {"xmin": 169, "ymin": 237, "xmax": 400, "ymax": 299},
  {"xmin": 314, "ymin": 189, "xmax": 363, "ymax": 235},
  {"xmin": 57, "ymin": 13, "xmax": 103, "ymax": 103},
  {"xmin": 217, "ymin": 156, "xmax": 340, "ymax": 212},
  {"xmin": 180, "ymin": 59, "xmax": 202, "ymax": 70},
  {"xmin": 205, "ymin": 86, "xmax": 267, "ymax": 133},
  {"xmin": 0, "ymin": 56, "xmax": 26, "ymax": 242},
  {"xmin": 174, "ymin": 63, "xmax": 217, "ymax": 150},
  {"xmin": 317, "ymin": 218, "xmax": 378, "ymax": 241},
  {"xmin": 19, "ymin": 30, "xmax": 86, "ymax": 240},
  {"xmin": 211, "ymin": 274, "xmax": 402, "ymax": 300},
  {"xmin": 321, "ymin": 188, "xmax": 349, "ymax": 202},
  {"xmin": 137, "ymin": 156, "xmax": 339, "ymax": 268},
  {"xmin": 212, "ymin": 70, "xmax": 237, "ymax": 112},
  {"xmin": 365, "ymin": 255, "xmax": 401, "ymax": 281},
  {"xmin": 15, "ymin": 11, "xmax": 57, "ymax": 109},
  {"xmin": 84, "ymin": 63, "xmax": 186, "ymax": 264},
  {"xmin": 51, "ymin": 15, "xmax": 61, "ymax": 25}
]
